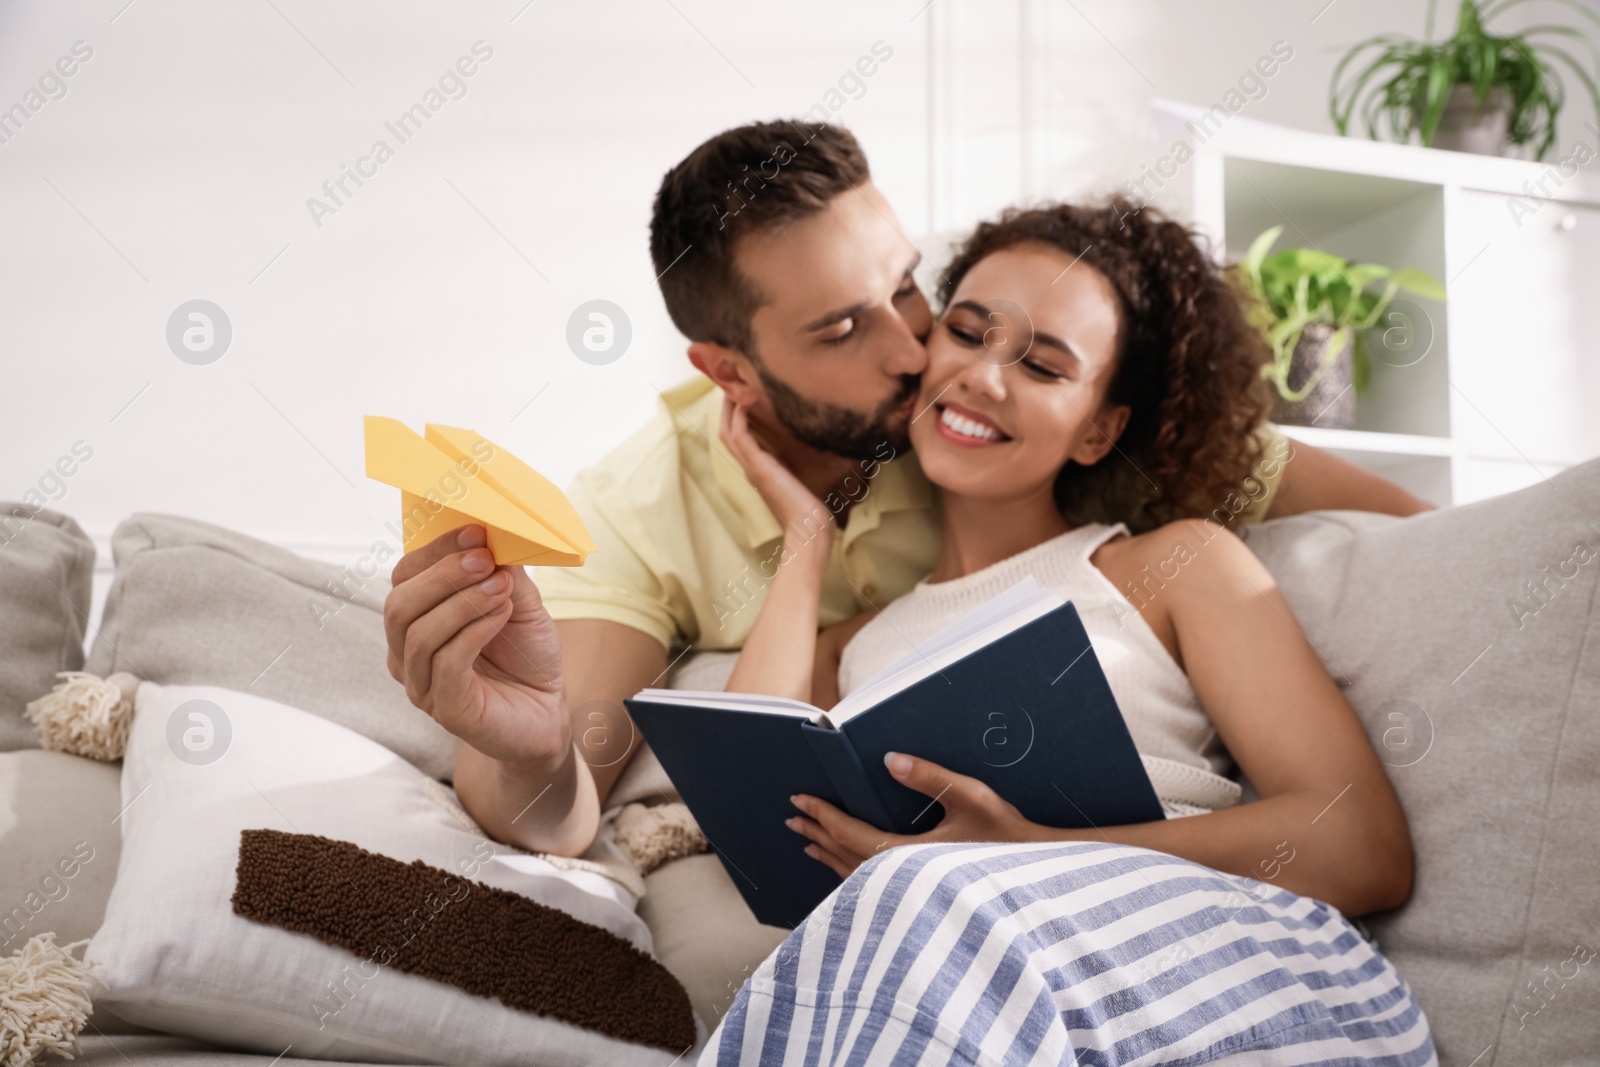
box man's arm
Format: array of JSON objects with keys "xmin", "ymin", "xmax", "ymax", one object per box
[
  {"xmin": 384, "ymin": 523, "xmax": 671, "ymax": 857},
  {"xmin": 1268, "ymin": 438, "xmax": 1435, "ymax": 519},
  {"xmin": 451, "ymin": 618, "xmax": 666, "ymax": 853},
  {"xmin": 556, "ymin": 618, "xmax": 668, "ymax": 802}
]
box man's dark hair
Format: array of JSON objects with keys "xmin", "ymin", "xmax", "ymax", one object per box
[{"xmin": 649, "ymin": 120, "xmax": 870, "ymax": 356}]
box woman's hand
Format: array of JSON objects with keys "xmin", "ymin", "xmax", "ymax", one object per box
[
  {"xmin": 718, "ymin": 394, "xmax": 837, "ymax": 702},
  {"xmin": 787, "ymin": 752, "xmax": 1064, "ymax": 878},
  {"xmin": 718, "ymin": 395, "xmax": 835, "ymax": 549}
]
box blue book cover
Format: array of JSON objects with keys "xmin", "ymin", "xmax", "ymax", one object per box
[{"xmin": 624, "ymin": 586, "xmax": 1162, "ymax": 928}]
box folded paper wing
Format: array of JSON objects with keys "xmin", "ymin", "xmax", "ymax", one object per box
[{"xmin": 363, "ymin": 415, "xmax": 595, "ymax": 567}]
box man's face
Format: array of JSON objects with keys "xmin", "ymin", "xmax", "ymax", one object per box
[{"xmin": 735, "ymin": 182, "xmax": 932, "ymax": 460}]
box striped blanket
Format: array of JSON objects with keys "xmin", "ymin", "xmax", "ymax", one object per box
[{"xmin": 702, "ymin": 841, "xmax": 1435, "ymax": 1066}]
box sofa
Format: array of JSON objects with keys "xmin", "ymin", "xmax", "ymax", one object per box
[{"xmin": 2, "ymin": 459, "xmax": 1596, "ymax": 1066}]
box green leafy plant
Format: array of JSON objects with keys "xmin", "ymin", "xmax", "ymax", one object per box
[
  {"xmin": 1232, "ymin": 226, "xmax": 1447, "ymax": 402},
  {"xmin": 1330, "ymin": 0, "xmax": 1600, "ymax": 160}
]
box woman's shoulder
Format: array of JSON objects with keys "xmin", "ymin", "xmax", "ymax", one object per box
[{"xmin": 1090, "ymin": 517, "xmax": 1264, "ymax": 592}]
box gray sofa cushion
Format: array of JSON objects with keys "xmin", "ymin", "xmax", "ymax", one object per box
[
  {"xmin": 0, "ymin": 749, "xmax": 121, "ymax": 951},
  {"xmin": 0, "ymin": 505, "xmax": 95, "ymax": 750},
  {"xmin": 637, "ymin": 853, "xmax": 787, "ymax": 1030},
  {"xmin": 84, "ymin": 513, "xmax": 460, "ymax": 781},
  {"xmin": 0, "ymin": 748, "xmax": 159, "ymax": 1036},
  {"xmin": 1241, "ymin": 459, "xmax": 1599, "ymax": 1067}
]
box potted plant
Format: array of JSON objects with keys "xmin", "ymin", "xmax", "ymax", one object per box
[
  {"xmin": 1231, "ymin": 226, "xmax": 1447, "ymax": 428},
  {"xmin": 1330, "ymin": 0, "xmax": 1600, "ymax": 160}
]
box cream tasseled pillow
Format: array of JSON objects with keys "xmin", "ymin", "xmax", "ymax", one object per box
[{"xmin": 83, "ymin": 680, "xmax": 702, "ymax": 1065}]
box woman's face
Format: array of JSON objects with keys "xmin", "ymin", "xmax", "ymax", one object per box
[{"xmin": 910, "ymin": 243, "xmax": 1131, "ymax": 503}]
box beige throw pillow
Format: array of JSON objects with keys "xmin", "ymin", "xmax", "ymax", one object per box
[{"xmin": 1240, "ymin": 459, "xmax": 1600, "ymax": 1067}]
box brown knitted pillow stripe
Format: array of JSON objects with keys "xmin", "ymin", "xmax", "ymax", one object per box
[{"xmin": 230, "ymin": 828, "xmax": 696, "ymax": 1052}]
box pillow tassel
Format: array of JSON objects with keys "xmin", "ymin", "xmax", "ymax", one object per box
[
  {"xmin": 0, "ymin": 932, "xmax": 105, "ymax": 1066},
  {"xmin": 24, "ymin": 671, "xmax": 140, "ymax": 762},
  {"xmin": 613, "ymin": 801, "xmax": 708, "ymax": 875}
]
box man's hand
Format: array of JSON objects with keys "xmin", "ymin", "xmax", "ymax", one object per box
[
  {"xmin": 786, "ymin": 752, "xmax": 1050, "ymax": 878},
  {"xmin": 383, "ymin": 523, "xmax": 570, "ymax": 769}
]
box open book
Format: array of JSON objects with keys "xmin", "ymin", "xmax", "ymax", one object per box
[
  {"xmin": 625, "ymin": 578, "xmax": 1162, "ymax": 927},
  {"xmin": 363, "ymin": 416, "xmax": 595, "ymax": 567}
]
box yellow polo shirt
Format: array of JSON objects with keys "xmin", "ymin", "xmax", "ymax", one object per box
[{"xmin": 534, "ymin": 375, "xmax": 1285, "ymax": 652}]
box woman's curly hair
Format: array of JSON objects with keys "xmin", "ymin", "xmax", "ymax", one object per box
[{"xmin": 937, "ymin": 197, "xmax": 1275, "ymax": 534}]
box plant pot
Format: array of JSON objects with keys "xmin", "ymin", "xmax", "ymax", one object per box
[
  {"xmin": 1271, "ymin": 322, "xmax": 1355, "ymax": 428},
  {"xmin": 1428, "ymin": 84, "xmax": 1511, "ymax": 156}
]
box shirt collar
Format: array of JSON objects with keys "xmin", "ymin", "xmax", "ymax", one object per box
[
  {"xmin": 656, "ymin": 377, "xmax": 780, "ymax": 549},
  {"xmin": 671, "ymin": 375, "xmax": 936, "ymax": 550},
  {"xmin": 835, "ymin": 447, "xmax": 934, "ymax": 542},
  {"xmin": 704, "ymin": 412, "xmax": 934, "ymax": 550},
  {"xmin": 711, "ymin": 438, "xmax": 786, "ymax": 549},
  {"xmin": 714, "ymin": 448, "xmax": 936, "ymax": 550}
]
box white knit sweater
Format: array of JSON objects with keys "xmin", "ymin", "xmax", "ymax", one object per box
[{"xmin": 838, "ymin": 522, "xmax": 1242, "ymax": 817}]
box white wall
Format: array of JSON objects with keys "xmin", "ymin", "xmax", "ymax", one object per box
[{"xmin": 2, "ymin": 0, "xmax": 1594, "ymax": 624}]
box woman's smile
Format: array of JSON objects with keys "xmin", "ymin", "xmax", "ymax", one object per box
[{"xmin": 933, "ymin": 401, "xmax": 1011, "ymax": 447}]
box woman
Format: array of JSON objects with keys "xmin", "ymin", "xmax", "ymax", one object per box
[{"xmin": 706, "ymin": 199, "xmax": 1435, "ymax": 1064}]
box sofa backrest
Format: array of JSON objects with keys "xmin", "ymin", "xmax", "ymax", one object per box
[{"xmin": 1242, "ymin": 459, "xmax": 1599, "ymax": 1067}]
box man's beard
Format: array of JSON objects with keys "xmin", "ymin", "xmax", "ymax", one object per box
[{"xmin": 752, "ymin": 363, "xmax": 919, "ymax": 461}]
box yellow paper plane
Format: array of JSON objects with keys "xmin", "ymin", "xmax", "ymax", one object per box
[{"xmin": 363, "ymin": 416, "xmax": 594, "ymax": 567}]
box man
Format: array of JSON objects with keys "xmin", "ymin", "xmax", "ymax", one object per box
[{"xmin": 383, "ymin": 120, "xmax": 1428, "ymax": 869}]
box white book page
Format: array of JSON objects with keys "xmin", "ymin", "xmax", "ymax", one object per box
[
  {"xmin": 629, "ymin": 687, "xmax": 826, "ymax": 723},
  {"xmin": 845, "ymin": 576, "xmax": 1056, "ymax": 695},
  {"xmin": 826, "ymin": 579, "xmax": 1066, "ymax": 726}
]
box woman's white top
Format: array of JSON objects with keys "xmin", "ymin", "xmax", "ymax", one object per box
[{"xmin": 837, "ymin": 522, "xmax": 1242, "ymax": 817}]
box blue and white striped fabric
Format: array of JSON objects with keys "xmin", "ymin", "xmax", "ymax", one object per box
[{"xmin": 702, "ymin": 841, "xmax": 1435, "ymax": 1066}]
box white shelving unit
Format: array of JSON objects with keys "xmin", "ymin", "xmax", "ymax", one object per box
[{"xmin": 1158, "ymin": 102, "xmax": 1600, "ymax": 507}]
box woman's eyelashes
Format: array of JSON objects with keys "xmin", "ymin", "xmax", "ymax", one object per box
[
  {"xmin": 943, "ymin": 318, "xmax": 985, "ymax": 348},
  {"xmin": 942, "ymin": 319, "xmax": 1070, "ymax": 380},
  {"xmin": 1020, "ymin": 357, "xmax": 1066, "ymax": 381},
  {"xmin": 943, "ymin": 313, "xmax": 1026, "ymax": 356}
]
